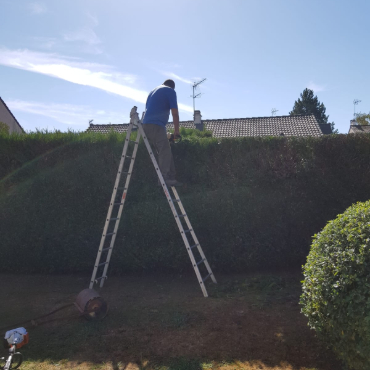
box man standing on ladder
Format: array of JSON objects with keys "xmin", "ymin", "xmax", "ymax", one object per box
[{"xmin": 142, "ymin": 79, "xmax": 182, "ymax": 187}]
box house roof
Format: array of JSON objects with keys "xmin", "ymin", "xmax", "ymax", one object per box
[
  {"xmin": 349, "ymin": 125, "xmax": 370, "ymax": 134},
  {"xmin": 0, "ymin": 97, "xmax": 25, "ymax": 133},
  {"xmin": 86, "ymin": 114, "xmax": 326, "ymax": 137},
  {"xmin": 318, "ymin": 123, "xmax": 333, "ymax": 135}
]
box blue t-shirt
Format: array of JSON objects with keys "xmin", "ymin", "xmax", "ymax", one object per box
[{"xmin": 142, "ymin": 85, "xmax": 178, "ymax": 127}]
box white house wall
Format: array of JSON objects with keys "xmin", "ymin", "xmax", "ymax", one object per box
[{"xmin": 0, "ymin": 100, "xmax": 23, "ymax": 134}]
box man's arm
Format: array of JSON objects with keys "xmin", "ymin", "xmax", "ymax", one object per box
[{"xmin": 171, "ymin": 108, "xmax": 180, "ymax": 136}]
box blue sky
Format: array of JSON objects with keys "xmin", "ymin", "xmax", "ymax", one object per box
[{"xmin": 1, "ymin": 0, "xmax": 369, "ymax": 133}]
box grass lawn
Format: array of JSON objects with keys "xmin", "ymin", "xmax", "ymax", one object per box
[{"xmin": 0, "ymin": 272, "xmax": 342, "ymax": 370}]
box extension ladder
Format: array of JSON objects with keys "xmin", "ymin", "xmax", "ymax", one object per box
[{"xmin": 89, "ymin": 106, "xmax": 216, "ymax": 297}]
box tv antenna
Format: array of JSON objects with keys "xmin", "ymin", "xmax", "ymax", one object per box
[
  {"xmin": 271, "ymin": 108, "xmax": 279, "ymax": 116},
  {"xmin": 191, "ymin": 78, "xmax": 206, "ymax": 112},
  {"xmin": 353, "ymin": 99, "xmax": 361, "ymax": 117}
]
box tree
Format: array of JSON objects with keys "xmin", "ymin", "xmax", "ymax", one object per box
[
  {"xmin": 355, "ymin": 112, "xmax": 370, "ymax": 126},
  {"xmin": 290, "ymin": 88, "xmax": 338, "ymax": 133}
]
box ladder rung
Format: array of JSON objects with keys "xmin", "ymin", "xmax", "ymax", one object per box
[
  {"xmin": 190, "ymin": 243, "xmax": 199, "ymax": 249},
  {"xmin": 105, "ymin": 232, "xmax": 115, "ymax": 236},
  {"xmin": 109, "ymin": 218, "xmax": 119, "ymax": 221},
  {"xmin": 130, "ymin": 140, "xmax": 137, "ymax": 143},
  {"xmin": 178, "ymin": 214, "xmax": 187, "ymax": 218},
  {"xmin": 102, "ymin": 247, "xmax": 113, "ymax": 252},
  {"xmin": 171, "ymin": 198, "xmax": 181, "ymax": 202},
  {"xmin": 125, "ymin": 156, "xmax": 132, "ymax": 159},
  {"xmin": 95, "ymin": 276, "xmax": 107, "ymax": 282},
  {"xmin": 98, "ymin": 262, "xmax": 109, "ymax": 267},
  {"xmin": 185, "ymin": 229, "xmax": 193, "ymax": 233},
  {"xmin": 202, "ymin": 273, "xmax": 212, "ymax": 282},
  {"xmin": 196, "ymin": 258, "xmax": 205, "ymax": 266}
]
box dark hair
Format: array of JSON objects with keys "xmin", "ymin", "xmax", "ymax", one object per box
[{"xmin": 163, "ymin": 79, "xmax": 175, "ymax": 89}]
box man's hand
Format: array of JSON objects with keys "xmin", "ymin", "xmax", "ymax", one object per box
[{"xmin": 171, "ymin": 108, "xmax": 180, "ymax": 136}]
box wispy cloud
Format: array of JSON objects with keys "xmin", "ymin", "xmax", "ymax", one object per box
[
  {"xmin": 28, "ymin": 2, "xmax": 47, "ymax": 15},
  {"xmin": 63, "ymin": 28, "xmax": 101, "ymax": 46},
  {"xmin": 63, "ymin": 27, "xmax": 102, "ymax": 54},
  {"xmin": 307, "ymin": 81, "xmax": 326, "ymax": 92},
  {"xmin": 178, "ymin": 103, "xmax": 193, "ymax": 113},
  {"xmin": 29, "ymin": 13, "xmax": 102, "ymax": 54},
  {"xmin": 86, "ymin": 12, "xmax": 99, "ymax": 27},
  {"xmin": 161, "ymin": 72, "xmax": 192, "ymax": 84},
  {"xmin": 62, "ymin": 13, "xmax": 102, "ymax": 54},
  {"xmin": 0, "ymin": 48, "xmax": 146, "ymax": 103},
  {"xmin": 30, "ymin": 36, "xmax": 57, "ymax": 50},
  {"xmin": 0, "ymin": 48, "xmax": 193, "ymax": 113},
  {"xmin": 8, "ymin": 100, "xmax": 193, "ymax": 128},
  {"xmin": 7, "ymin": 100, "xmax": 126, "ymax": 127}
]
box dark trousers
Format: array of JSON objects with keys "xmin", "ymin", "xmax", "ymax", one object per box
[{"xmin": 143, "ymin": 124, "xmax": 176, "ymax": 181}]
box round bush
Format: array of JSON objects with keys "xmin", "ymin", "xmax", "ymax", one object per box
[{"xmin": 301, "ymin": 200, "xmax": 370, "ymax": 370}]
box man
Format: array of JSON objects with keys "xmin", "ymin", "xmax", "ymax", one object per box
[{"xmin": 142, "ymin": 79, "xmax": 182, "ymax": 186}]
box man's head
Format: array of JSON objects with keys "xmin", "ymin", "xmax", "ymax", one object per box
[{"xmin": 163, "ymin": 79, "xmax": 175, "ymax": 89}]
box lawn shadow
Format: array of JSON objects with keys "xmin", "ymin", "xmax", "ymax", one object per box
[{"xmin": 0, "ymin": 273, "xmax": 343, "ymax": 370}]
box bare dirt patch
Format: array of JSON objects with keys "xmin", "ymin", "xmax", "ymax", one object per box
[{"xmin": 0, "ymin": 273, "xmax": 342, "ymax": 369}]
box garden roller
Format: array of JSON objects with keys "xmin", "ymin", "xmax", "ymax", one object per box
[{"xmin": 75, "ymin": 289, "xmax": 108, "ymax": 321}]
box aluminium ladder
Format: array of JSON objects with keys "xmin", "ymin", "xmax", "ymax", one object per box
[{"xmin": 89, "ymin": 106, "xmax": 217, "ymax": 297}]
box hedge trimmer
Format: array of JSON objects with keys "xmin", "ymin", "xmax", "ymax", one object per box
[{"xmin": 167, "ymin": 132, "xmax": 182, "ymax": 143}]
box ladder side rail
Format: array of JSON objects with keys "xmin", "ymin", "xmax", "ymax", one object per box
[
  {"xmin": 89, "ymin": 123, "xmax": 135, "ymax": 289},
  {"xmin": 99, "ymin": 129, "xmax": 142, "ymax": 287},
  {"xmin": 171, "ymin": 187, "xmax": 217, "ymax": 284},
  {"xmin": 136, "ymin": 121, "xmax": 208, "ymax": 297}
]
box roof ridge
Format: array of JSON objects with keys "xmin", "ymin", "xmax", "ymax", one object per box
[
  {"xmin": 0, "ymin": 97, "xmax": 25, "ymax": 133},
  {"xmin": 202, "ymin": 114, "xmax": 315, "ymax": 121},
  {"xmin": 89, "ymin": 115, "xmax": 317, "ymax": 127},
  {"xmin": 90, "ymin": 123, "xmax": 129, "ymax": 126}
]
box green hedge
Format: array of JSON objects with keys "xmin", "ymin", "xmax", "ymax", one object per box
[
  {"xmin": 301, "ymin": 200, "xmax": 370, "ymax": 370},
  {"xmin": 1, "ymin": 131, "xmax": 370, "ymax": 274}
]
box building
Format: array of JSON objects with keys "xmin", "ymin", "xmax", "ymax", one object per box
[
  {"xmin": 87, "ymin": 111, "xmax": 332, "ymax": 137},
  {"xmin": 0, "ymin": 97, "xmax": 24, "ymax": 134},
  {"xmin": 348, "ymin": 119, "xmax": 370, "ymax": 134}
]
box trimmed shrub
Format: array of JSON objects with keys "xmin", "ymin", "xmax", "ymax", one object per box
[{"xmin": 301, "ymin": 200, "xmax": 370, "ymax": 370}]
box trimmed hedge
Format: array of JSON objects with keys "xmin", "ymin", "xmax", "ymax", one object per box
[
  {"xmin": 0, "ymin": 129, "xmax": 109, "ymax": 180},
  {"xmin": 301, "ymin": 200, "xmax": 370, "ymax": 370},
  {"xmin": 1, "ymin": 131, "xmax": 370, "ymax": 274}
]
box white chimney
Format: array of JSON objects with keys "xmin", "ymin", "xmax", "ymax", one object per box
[
  {"xmin": 194, "ymin": 110, "xmax": 202, "ymax": 124},
  {"xmin": 194, "ymin": 110, "xmax": 203, "ymax": 130},
  {"xmin": 349, "ymin": 119, "xmax": 357, "ymax": 134}
]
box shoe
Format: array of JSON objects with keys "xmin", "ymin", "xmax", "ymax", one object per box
[{"xmin": 165, "ymin": 179, "xmax": 183, "ymax": 187}]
